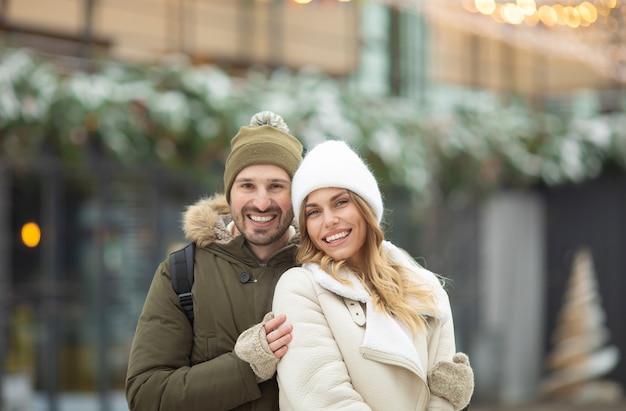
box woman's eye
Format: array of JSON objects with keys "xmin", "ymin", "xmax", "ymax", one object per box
[{"xmin": 306, "ymin": 209, "xmax": 320, "ymax": 217}]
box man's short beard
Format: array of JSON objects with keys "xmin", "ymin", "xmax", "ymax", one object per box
[
  {"xmin": 233, "ymin": 209, "xmax": 294, "ymax": 247},
  {"xmin": 246, "ymin": 224, "xmax": 291, "ymax": 247}
]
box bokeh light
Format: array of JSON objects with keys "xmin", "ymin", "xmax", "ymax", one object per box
[{"xmin": 21, "ymin": 222, "xmax": 41, "ymax": 248}]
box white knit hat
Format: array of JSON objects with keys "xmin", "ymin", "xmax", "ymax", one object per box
[{"xmin": 292, "ymin": 140, "xmax": 383, "ymax": 224}]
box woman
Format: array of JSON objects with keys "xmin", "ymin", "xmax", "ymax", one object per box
[{"xmin": 272, "ymin": 140, "xmax": 474, "ymax": 411}]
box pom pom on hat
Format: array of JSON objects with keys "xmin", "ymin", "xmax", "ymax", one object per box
[
  {"xmin": 224, "ymin": 111, "xmax": 303, "ymax": 202},
  {"xmin": 249, "ymin": 111, "xmax": 290, "ymax": 132},
  {"xmin": 292, "ymin": 140, "xmax": 383, "ymax": 224}
]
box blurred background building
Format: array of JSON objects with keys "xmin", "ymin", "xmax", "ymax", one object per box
[{"xmin": 1, "ymin": 0, "xmax": 625, "ymax": 410}]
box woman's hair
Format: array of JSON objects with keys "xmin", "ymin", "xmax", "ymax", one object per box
[{"xmin": 296, "ymin": 191, "xmax": 440, "ymax": 333}]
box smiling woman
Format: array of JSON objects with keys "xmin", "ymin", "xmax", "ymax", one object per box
[
  {"xmin": 303, "ymin": 188, "xmax": 368, "ymax": 268},
  {"xmin": 272, "ymin": 140, "xmax": 475, "ymax": 411}
]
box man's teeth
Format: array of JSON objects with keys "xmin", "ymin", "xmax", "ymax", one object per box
[
  {"xmin": 250, "ymin": 215, "xmax": 274, "ymax": 223},
  {"xmin": 325, "ymin": 231, "xmax": 349, "ymax": 242}
]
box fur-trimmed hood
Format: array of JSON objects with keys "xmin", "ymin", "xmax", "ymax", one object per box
[
  {"xmin": 182, "ymin": 194, "xmax": 234, "ymax": 248},
  {"xmin": 181, "ymin": 193, "xmax": 299, "ymax": 248}
]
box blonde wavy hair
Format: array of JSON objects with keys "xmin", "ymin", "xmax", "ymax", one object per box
[{"xmin": 296, "ymin": 191, "xmax": 441, "ymax": 333}]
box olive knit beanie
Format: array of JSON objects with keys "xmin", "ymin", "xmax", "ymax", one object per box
[
  {"xmin": 224, "ymin": 111, "xmax": 303, "ymax": 202},
  {"xmin": 292, "ymin": 140, "xmax": 383, "ymax": 225}
]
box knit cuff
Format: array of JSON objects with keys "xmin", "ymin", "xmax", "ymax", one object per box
[
  {"xmin": 234, "ymin": 312, "xmax": 279, "ymax": 382},
  {"xmin": 428, "ymin": 352, "xmax": 475, "ymax": 411}
]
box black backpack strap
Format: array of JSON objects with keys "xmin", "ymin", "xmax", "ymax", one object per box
[{"xmin": 170, "ymin": 242, "xmax": 196, "ymax": 325}]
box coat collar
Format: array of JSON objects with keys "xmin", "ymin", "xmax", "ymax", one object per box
[
  {"xmin": 306, "ymin": 241, "xmax": 450, "ymax": 317},
  {"xmin": 303, "ymin": 240, "xmax": 451, "ymax": 378}
]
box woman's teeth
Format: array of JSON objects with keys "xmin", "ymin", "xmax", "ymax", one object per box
[{"xmin": 325, "ymin": 231, "xmax": 348, "ymax": 242}]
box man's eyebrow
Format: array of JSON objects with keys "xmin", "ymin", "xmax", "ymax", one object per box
[
  {"xmin": 234, "ymin": 177, "xmax": 291, "ymax": 184},
  {"xmin": 269, "ymin": 178, "xmax": 291, "ymax": 184}
]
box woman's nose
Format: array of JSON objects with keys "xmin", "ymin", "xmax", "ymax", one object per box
[{"xmin": 324, "ymin": 212, "xmax": 339, "ymax": 226}]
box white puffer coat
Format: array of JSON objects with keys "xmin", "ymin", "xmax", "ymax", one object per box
[{"xmin": 272, "ymin": 241, "xmax": 456, "ymax": 411}]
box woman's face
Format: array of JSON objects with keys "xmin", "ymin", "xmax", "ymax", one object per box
[{"xmin": 304, "ymin": 188, "xmax": 367, "ymax": 268}]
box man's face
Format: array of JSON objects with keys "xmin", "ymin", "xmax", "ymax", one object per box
[{"xmin": 230, "ymin": 164, "xmax": 294, "ymax": 260}]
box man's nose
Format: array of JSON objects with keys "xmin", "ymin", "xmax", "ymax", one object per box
[{"xmin": 253, "ymin": 189, "xmax": 272, "ymax": 211}]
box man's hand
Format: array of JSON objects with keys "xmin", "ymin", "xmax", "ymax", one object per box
[
  {"xmin": 264, "ymin": 313, "xmax": 292, "ymax": 358},
  {"xmin": 234, "ymin": 312, "xmax": 292, "ymax": 381}
]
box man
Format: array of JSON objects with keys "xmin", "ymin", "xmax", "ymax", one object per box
[{"xmin": 126, "ymin": 111, "xmax": 303, "ymax": 410}]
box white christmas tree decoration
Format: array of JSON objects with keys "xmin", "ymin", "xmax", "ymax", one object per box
[{"xmin": 541, "ymin": 247, "xmax": 623, "ymax": 404}]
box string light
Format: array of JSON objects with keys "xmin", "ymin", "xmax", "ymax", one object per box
[
  {"xmin": 466, "ymin": 0, "xmax": 616, "ymax": 27},
  {"xmin": 290, "ymin": 0, "xmax": 352, "ymax": 3},
  {"xmin": 281, "ymin": 0, "xmax": 625, "ymax": 83},
  {"xmin": 370, "ymin": 0, "xmax": 626, "ymax": 83}
]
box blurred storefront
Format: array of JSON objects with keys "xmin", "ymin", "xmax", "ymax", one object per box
[{"xmin": 5, "ymin": 159, "xmax": 207, "ymax": 408}]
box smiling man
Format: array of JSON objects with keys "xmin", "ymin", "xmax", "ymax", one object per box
[
  {"xmin": 126, "ymin": 111, "xmax": 303, "ymax": 411},
  {"xmin": 228, "ymin": 164, "xmax": 295, "ymax": 261}
]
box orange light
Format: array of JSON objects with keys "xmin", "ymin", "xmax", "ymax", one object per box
[
  {"xmin": 501, "ymin": 3, "xmax": 524, "ymax": 24},
  {"xmin": 475, "ymin": 0, "xmax": 497, "ymax": 15},
  {"xmin": 578, "ymin": 2, "xmax": 598, "ymax": 24},
  {"xmin": 21, "ymin": 222, "xmax": 41, "ymax": 248},
  {"xmin": 538, "ymin": 5, "xmax": 558, "ymax": 27}
]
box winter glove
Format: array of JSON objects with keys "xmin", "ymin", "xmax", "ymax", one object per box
[
  {"xmin": 428, "ymin": 352, "xmax": 475, "ymax": 411},
  {"xmin": 234, "ymin": 312, "xmax": 279, "ymax": 382}
]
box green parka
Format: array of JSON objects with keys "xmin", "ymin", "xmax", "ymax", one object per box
[{"xmin": 126, "ymin": 194, "xmax": 299, "ymax": 411}]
